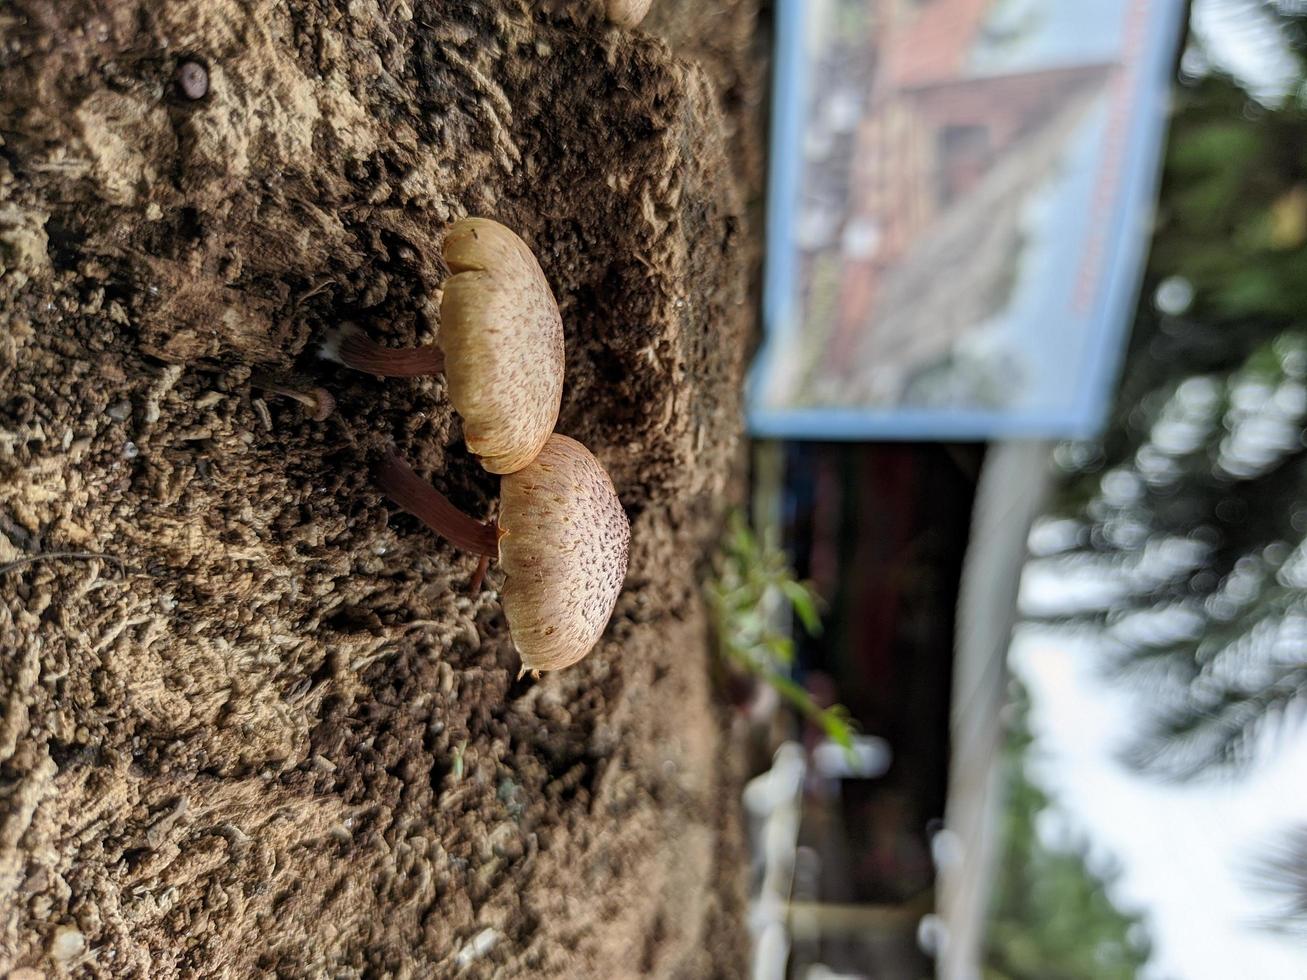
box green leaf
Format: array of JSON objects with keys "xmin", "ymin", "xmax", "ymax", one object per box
[
  {"xmin": 782, "ymin": 580, "xmax": 823, "ymax": 635},
  {"xmin": 707, "ymin": 513, "xmax": 854, "ymax": 758},
  {"xmin": 818, "ymin": 705, "xmax": 856, "ymax": 750},
  {"xmin": 764, "ymin": 633, "xmax": 795, "ymax": 665}
]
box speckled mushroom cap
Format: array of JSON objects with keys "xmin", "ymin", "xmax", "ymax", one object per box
[
  {"xmin": 439, "ymin": 217, "xmax": 565, "ymax": 475},
  {"xmin": 498, "ymin": 434, "xmax": 631, "ymax": 674}
]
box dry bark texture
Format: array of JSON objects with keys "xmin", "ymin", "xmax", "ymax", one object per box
[{"xmin": 0, "ymin": 0, "xmax": 760, "ymax": 976}]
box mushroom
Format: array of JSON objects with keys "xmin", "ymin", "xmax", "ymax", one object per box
[
  {"xmin": 323, "ymin": 217, "xmax": 564, "ymax": 474},
  {"xmin": 377, "ymin": 433, "xmax": 630, "ymax": 677},
  {"xmin": 250, "ymin": 373, "xmax": 335, "ymax": 421},
  {"xmin": 606, "ymin": 0, "xmax": 653, "ymax": 27}
]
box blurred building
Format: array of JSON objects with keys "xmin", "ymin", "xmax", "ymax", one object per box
[{"xmin": 758, "ymin": 440, "xmax": 1050, "ymax": 979}]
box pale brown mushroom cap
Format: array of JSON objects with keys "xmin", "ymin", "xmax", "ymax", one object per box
[
  {"xmin": 606, "ymin": 0, "xmax": 653, "ymax": 27},
  {"xmin": 439, "ymin": 218, "xmax": 565, "ymax": 475},
  {"xmin": 498, "ymin": 434, "xmax": 631, "ymax": 673}
]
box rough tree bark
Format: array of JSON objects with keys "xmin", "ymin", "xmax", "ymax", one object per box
[{"xmin": 0, "ymin": 1, "xmax": 760, "ymax": 975}]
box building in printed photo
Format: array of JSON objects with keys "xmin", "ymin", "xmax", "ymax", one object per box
[{"xmin": 781, "ymin": 0, "xmax": 1124, "ymax": 412}]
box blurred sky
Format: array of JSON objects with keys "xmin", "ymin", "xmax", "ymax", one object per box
[
  {"xmin": 1189, "ymin": 0, "xmax": 1304, "ymax": 104},
  {"xmin": 1011, "ymin": 627, "xmax": 1307, "ymax": 979}
]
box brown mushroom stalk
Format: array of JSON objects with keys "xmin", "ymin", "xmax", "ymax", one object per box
[
  {"xmin": 376, "ymin": 455, "xmax": 498, "ymax": 556},
  {"xmin": 325, "ymin": 325, "xmax": 445, "ymax": 377},
  {"xmin": 251, "ymin": 374, "xmax": 336, "ymax": 421},
  {"xmin": 469, "ymin": 554, "xmax": 492, "ymax": 594}
]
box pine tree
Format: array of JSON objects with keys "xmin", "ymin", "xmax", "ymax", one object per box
[{"xmin": 1038, "ymin": 11, "xmax": 1307, "ymax": 780}]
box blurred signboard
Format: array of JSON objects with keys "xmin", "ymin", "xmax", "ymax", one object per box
[{"xmin": 749, "ymin": 0, "xmax": 1186, "ymax": 440}]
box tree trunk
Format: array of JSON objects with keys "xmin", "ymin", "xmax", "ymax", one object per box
[{"xmin": 0, "ymin": 1, "xmax": 759, "ymax": 975}]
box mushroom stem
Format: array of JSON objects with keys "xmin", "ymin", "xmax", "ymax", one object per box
[
  {"xmin": 330, "ymin": 327, "xmax": 445, "ymax": 377},
  {"xmin": 250, "ymin": 375, "xmax": 336, "ymax": 421},
  {"xmin": 376, "ymin": 454, "xmax": 499, "ymax": 556},
  {"xmin": 469, "ymin": 554, "xmax": 491, "ymax": 594}
]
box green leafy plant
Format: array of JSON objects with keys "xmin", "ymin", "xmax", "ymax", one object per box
[{"xmin": 705, "ymin": 511, "xmax": 855, "ymax": 748}]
